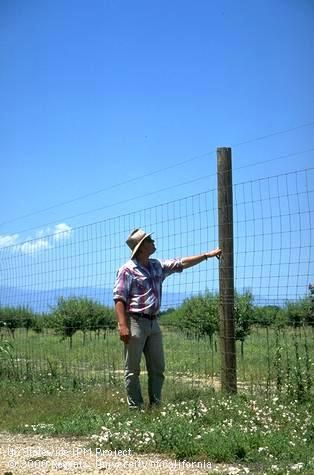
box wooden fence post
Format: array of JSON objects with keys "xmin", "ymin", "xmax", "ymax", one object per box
[{"xmin": 217, "ymin": 147, "xmax": 237, "ymax": 393}]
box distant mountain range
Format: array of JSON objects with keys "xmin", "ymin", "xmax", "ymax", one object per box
[
  {"xmin": 0, "ymin": 286, "xmax": 291, "ymax": 314},
  {"xmin": 0, "ymin": 286, "xmax": 187, "ymax": 313}
]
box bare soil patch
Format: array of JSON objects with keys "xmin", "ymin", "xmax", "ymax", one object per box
[{"xmin": 0, "ymin": 432, "xmax": 242, "ymax": 474}]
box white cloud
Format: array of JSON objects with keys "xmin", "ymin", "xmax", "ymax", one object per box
[
  {"xmin": 0, "ymin": 223, "xmax": 72, "ymax": 254},
  {"xmin": 36, "ymin": 228, "xmax": 50, "ymax": 238},
  {"xmin": 0, "ymin": 234, "xmax": 19, "ymax": 249},
  {"xmin": 19, "ymin": 238, "xmax": 50, "ymax": 254},
  {"xmin": 53, "ymin": 223, "xmax": 72, "ymax": 241}
]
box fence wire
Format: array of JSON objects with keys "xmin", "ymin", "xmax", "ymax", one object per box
[{"xmin": 0, "ymin": 167, "xmax": 313, "ymax": 394}]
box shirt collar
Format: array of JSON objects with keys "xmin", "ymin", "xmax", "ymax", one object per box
[{"xmin": 132, "ymin": 258, "xmax": 152, "ymax": 273}]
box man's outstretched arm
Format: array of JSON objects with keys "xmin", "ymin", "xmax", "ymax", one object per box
[{"xmin": 181, "ymin": 248, "xmax": 222, "ymax": 269}]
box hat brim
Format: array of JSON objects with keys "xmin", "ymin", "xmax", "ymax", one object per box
[{"xmin": 131, "ymin": 232, "xmax": 153, "ymax": 258}]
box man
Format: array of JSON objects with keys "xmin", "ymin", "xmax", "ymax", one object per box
[{"xmin": 113, "ymin": 228, "xmax": 222, "ymax": 409}]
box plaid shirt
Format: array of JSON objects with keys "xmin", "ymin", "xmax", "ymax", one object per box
[{"xmin": 113, "ymin": 258, "xmax": 183, "ymax": 314}]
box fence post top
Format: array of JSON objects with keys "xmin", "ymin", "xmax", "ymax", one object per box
[{"xmin": 217, "ymin": 148, "xmax": 232, "ymax": 163}]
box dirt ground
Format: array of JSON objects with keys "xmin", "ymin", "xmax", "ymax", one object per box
[{"xmin": 0, "ymin": 432, "xmax": 246, "ymax": 475}]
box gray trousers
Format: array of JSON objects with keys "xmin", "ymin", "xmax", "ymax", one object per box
[{"xmin": 124, "ymin": 315, "xmax": 165, "ymax": 408}]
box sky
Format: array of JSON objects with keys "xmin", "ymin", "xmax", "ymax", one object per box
[{"xmin": 0, "ymin": 0, "xmax": 313, "ymax": 307}]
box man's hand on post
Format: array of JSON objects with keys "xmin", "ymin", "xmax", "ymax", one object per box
[
  {"xmin": 181, "ymin": 248, "xmax": 223, "ymax": 269},
  {"xmin": 206, "ymin": 248, "xmax": 222, "ymax": 260}
]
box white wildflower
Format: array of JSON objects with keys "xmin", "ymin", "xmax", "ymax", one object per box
[
  {"xmin": 290, "ymin": 462, "xmax": 304, "ymax": 471},
  {"xmin": 227, "ymin": 467, "xmax": 241, "ymax": 474},
  {"xmin": 270, "ymin": 465, "xmax": 279, "ymax": 472}
]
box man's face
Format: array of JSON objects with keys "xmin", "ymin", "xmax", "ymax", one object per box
[{"xmin": 141, "ymin": 236, "xmax": 156, "ymax": 255}]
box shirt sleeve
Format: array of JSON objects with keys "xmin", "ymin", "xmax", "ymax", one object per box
[
  {"xmin": 113, "ymin": 267, "xmax": 132, "ymax": 304},
  {"xmin": 159, "ymin": 258, "xmax": 183, "ymax": 280}
]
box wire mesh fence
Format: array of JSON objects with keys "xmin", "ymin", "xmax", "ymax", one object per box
[{"xmin": 0, "ymin": 166, "xmax": 313, "ymax": 396}]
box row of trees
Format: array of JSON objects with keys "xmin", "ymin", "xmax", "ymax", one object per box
[
  {"xmin": 0, "ymin": 292, "xmax": 312, "ymax": 350},
  {"xmin": 161, "ymin": 291, "xmax": 312, "ymax": 355},
  {"xmin": 0, "ymin": 298, "xmax": 116, "ymax": 347}
]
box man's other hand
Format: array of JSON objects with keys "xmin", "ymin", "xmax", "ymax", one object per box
[{"xmin": 119, "ymin": 324, "xmax": 130, "ymax": 344}]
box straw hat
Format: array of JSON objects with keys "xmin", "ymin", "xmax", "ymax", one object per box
[{"xmin": 126, "ymin": 228, "xmax": 153, "ymax": 258}]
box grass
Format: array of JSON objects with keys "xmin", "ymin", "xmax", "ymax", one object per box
[
  {"xmin": 0, "ymin": 380, "xmax": 313, "ymax": 474},
  {"xmin": 1, "ymin": 325, "xmax": 313, "ymax": 388},
  {"xmin": 0, "ymin": 325, "xmax": 313, "ymax": 473}
]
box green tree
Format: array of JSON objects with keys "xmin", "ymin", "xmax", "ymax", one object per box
[
  {"xmin": 176, "ymin": 292, "xmax": 219, "ymax": 344},
  {"xmin": 31, "ymin": 314, "xmax": 45, "ymax": 334},
  {"xmin": 282, "ymin": 298, "xmax": 309, "ymax": 328},
  {"xmin": 53, "ymin": 297, "xmax": 90, "ymax": 349},
  {"xmin": 160, "ymin": 308, "xmax": 182, "ymax": 328},
  {"xmin": 274, "ymin": 308, "xmax": 288, "ymax": 328},
  {"xmin": 42, "ymin": 312, "xmax": 58, "ymax": 330},
  {"xmin": 0, "ymin": 307, "xmax": 22, "ymax": 338},
  {"xmin": 234, "ymin": 291, "xmax": 255, "ymax": 357},
  {"xmin": 53, "ymin": 297, "xmax": 116, "ymax": 347},
  {"xmin": 308, "ymin": 285, "xmax": 314, "ymax": 327},
  {"xmin": 18, "ymin": 306, "xmax": 36, "ymax": 335},
  {"xmin": 85, "ymin": 302, "xmax": 116, "ymax": 340},
  {"xmin": 253, "ymin": 305, "xmax": 280, "ymax": 327}
]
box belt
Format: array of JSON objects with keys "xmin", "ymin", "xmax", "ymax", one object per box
[{"xmin": 128, "ymin": 312, "xmax": 158, "ymax": 320}]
